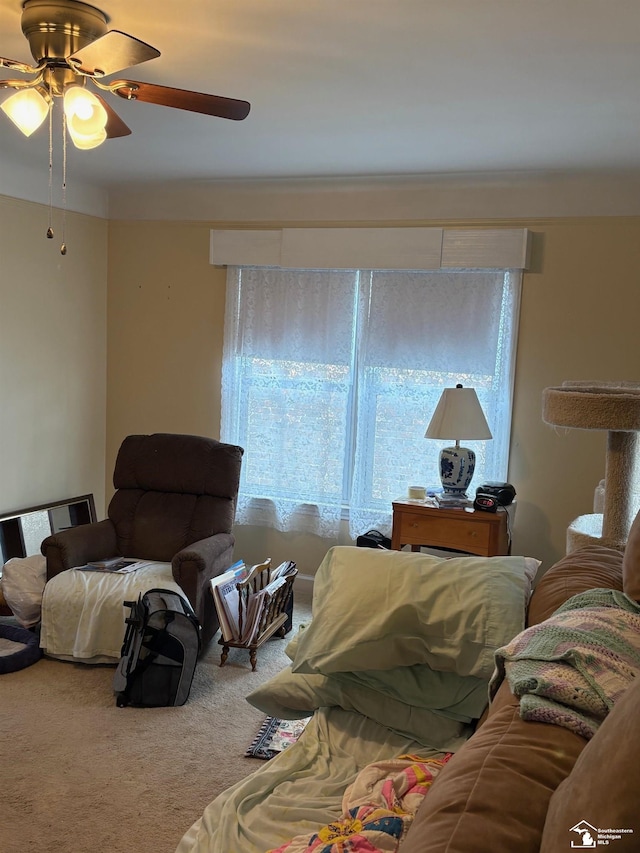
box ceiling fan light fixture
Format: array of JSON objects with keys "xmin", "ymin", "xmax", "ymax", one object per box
[
  {"xmin": 63, "ymin": 85, "xmax": 107, "ymax": 134},
  {"xmin": 67, "ymin": 124, "xmax": 107, "ymax": 149},
  {"xmin": 0, "ymin": 0, "xmax": 250, "ymax": 248},
  {"xmin": 1, "ymin": 87, "xmax": 50, "ymax": 136}
]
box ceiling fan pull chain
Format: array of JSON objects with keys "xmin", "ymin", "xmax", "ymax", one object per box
[
  {"xmin": 46, "ymin": 72, "xmax": 54, "ymax": 240},
  {"xmin": 60, "ymin": 109, "xmax": 67, "ymax": 256}
]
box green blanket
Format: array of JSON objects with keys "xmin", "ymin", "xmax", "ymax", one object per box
[{"xmin": 490, "ymin": 589, "xmax": 640, "ymax": 739}]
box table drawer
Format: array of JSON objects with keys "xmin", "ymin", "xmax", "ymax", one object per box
[{"xmin": 397, "ymin": 511, "xmax": 492, "ymax": 552}]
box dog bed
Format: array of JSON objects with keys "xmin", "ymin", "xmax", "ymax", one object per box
[{"xmin": 0, "ymin": 624, "xmax": 42, "ymax": 673}]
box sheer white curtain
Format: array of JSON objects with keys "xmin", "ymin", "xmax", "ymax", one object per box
[{"xmin": 221, "ymin": 266, "xmax": 521, "ymax": 539}]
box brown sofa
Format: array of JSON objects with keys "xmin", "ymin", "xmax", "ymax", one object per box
[
  {"xmin": 401, "ymin": 516, "xmax": 640, "ymax": 853},
  {"xmin": 40, "ymin": 433, "xmax": 243, "ymax": 645}
]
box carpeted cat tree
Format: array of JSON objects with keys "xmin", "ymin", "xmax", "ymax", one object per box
[{"xmin": 542, "ymin": 381, "xmax": 640, "ymax": 553}]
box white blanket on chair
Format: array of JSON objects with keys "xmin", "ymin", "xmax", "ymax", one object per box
[{"xmin": 40, "ymin": 561, "xmax": 182, "ymax": 663}]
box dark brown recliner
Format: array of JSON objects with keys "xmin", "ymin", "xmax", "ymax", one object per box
[{"xmin": 40, "ymin": 433, "xmax": 243, "ymax": 646}]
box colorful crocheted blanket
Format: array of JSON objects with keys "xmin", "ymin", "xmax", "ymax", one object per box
[
  {"xmin": 491, "ymin": 588, "xmax": 640, "ymax": 739},
  {"xmin": 267, "ymin": 753, "xmax": 451, "ymax": 853}
]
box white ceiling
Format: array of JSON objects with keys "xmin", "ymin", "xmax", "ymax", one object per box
[{"xmin": 1, "ymin": 0, "xmax": 640, "ymax": 192}]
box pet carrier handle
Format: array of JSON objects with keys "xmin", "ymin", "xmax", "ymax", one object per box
[{"xmin": 123, "ymin": 594, "xmax": 146, "ymax": 629}]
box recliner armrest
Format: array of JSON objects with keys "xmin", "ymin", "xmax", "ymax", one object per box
[
  {"xmin": 41, "ymin": 519, "xmax": 118, "ymax": 579},
  {"xmin": 173, "ymin": 533, "xmax": 234, "ymax": 575},
  {"xmin": 172, "ymin": 532, "xmax": 236, "ymax": 645}
]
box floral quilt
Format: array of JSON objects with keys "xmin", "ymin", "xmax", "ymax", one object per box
[{"xmin": 268, "ymin": 753, "xmax": 451, "ymax": 853}]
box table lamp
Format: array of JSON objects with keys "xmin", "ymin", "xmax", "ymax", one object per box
[{"xmin": 425, "ymin": 384, "xmax": 492, "ymax": 496}]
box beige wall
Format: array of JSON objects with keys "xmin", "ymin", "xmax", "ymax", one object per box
[
  {"xmin": 0, "ymin": 194, "xmax": 108, "ymax": 520},
  {"xmin": 3, "ymin": 185, "xmax": 637, "ymax": 580},
  {"xmin": 106, "ymin": 213, "xmax": 640, "ymax": 575},
  {"xmin": 510, "ymin": 219, "xmax": 640, "ymax": 565},
  {"xmin": 106, "ymin": 221, "xmax": 226, "ymax": 468}
]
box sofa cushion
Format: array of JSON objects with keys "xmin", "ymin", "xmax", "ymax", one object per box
[
  {"xmin": 540, "ymin": 672, "xmax": 640, "ymax": 852},
  {"xmin": 527, "ymin": 545, "xmax": 624, "ymax": 626},
  {"xmin": 400, "ymin": 681, "xmax": 586, "ymax": 853},
  {"xmin": 622, "ymin": 508, "xmax": 640, "ymax": 600}
]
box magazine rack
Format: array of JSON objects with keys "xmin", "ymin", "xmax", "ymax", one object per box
[{"xmin": 219, "ymin": 559, "xmax": 297, "ymax": 671}]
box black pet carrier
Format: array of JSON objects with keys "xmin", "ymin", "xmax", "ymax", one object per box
[{"xmin": 113, "ymin": 588, "xmax": 201, "ymax": 708}]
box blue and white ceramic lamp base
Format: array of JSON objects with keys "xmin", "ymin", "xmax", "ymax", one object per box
[{"xmin": 439, "ymin": 446, "xmax": 476, "ymax": 496}]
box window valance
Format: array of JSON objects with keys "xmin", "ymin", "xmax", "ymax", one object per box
[{"xmin": 210, "ymin": 227, "xmax": 532, "ymax": 271}]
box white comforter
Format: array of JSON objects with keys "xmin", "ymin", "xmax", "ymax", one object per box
[{"xmin": 40, "ymin": 561, "xmax": 182, "ymax": 663}]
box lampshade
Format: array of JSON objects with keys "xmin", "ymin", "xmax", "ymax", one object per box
[
  {"xmin": 1, "ymin": 88, "xmax": 50, "ymax": 137},
  {"xmin": 425, "ymin": 385, "xmax": 492, "ymax": 441},
  {"xmin": 63, "ymin": 86, "xmax": 108, "ymax": 149},
  {"xmin": 425, "ymin": 384, "xmax": 492, "ymax": 496},
  {"xmin": 67, "ymin": 125, "xmax": 107, "ymax": 149}
]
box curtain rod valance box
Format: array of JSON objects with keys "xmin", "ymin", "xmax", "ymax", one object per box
[{"xmin": 209, "ymin": 227, "xmax": 532, "ymax": 271}]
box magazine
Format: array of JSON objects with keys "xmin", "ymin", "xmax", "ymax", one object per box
[
  {"xmin": 212, "ymin": 558, "xmax": 297, "ymax": 645},
  {"xmin": 239, "ymin": 575, "xmax": 287, "ymax": 644},
  {"xmin": 80, "ymin": 558, "xmax": 140, "ymax": 574},
  {"xmin": 270, "ymin": 560, "xmax": 297, "ymax": 581},
  {"xmin": 211, "ymin": 560, "xmax": 250, "ymax": 642}
]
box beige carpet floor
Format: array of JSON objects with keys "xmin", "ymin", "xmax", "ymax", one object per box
[{"xmin": 0, "ymin": 592, "xmax": 312, "ymax": 853}]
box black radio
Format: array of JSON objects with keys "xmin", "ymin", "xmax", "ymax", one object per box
[
  {"xmin": 475, "ymin": 481, "xmax": 516, "ymax": 506},
  {"xmin": 473, "ymin": 493, "xmax": 499, "ymax": 513}
]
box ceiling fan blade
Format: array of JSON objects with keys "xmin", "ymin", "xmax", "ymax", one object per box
[
  {"xmin": 94, "ymin": 93, "xmax": 131, "ymax": 139},
  {"xmin": 111, "ymin": 79, "xmax": 251, "ymax": 121},
  {"xmin": 68, "ymin": 31, "xmax": 161, "ymax": 77}
]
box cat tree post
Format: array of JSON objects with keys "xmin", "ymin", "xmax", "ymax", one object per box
[{"xmin": 542, "ymin": 382, "xmax": 640, "ymax": 553}]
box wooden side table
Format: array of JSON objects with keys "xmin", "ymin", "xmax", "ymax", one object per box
[{"xmin": 391, "ymin": 500, "xmax": 511, "ymax": 557}]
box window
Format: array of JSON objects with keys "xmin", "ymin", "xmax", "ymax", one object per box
[{"xmin": 221, "ymin": 266, "xmax": 521, "ymax": 538}]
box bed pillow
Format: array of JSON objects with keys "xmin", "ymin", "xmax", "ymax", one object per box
[
  {"xmin": 285, "ymin": 636, "xmax": 489, "ymax": 723},
  {"xmin": 287, "ymin": 626, "xmax": 491, "ymax": 722},
  {"xmin": 246, "ymin": 664, "xmax": 471, "ymax": 751},
  {"xmin": 290, "ymin": 547, "xmax": 535, "ymax": 680},
  {"xmin": 332, "ymin": 667, "xmax": 489, "ymax": 723}
]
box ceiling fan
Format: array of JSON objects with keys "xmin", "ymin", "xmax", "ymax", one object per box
[{"xmin": 0, "ymin": 0, "xmax": 251, "ymax": 149}]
